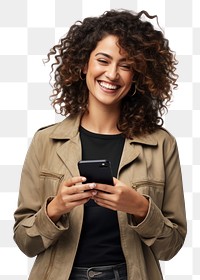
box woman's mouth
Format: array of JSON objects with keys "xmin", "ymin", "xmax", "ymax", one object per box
[{"xmin": 98, "ymin": 81, "xmax": 121, "ymax": 91}]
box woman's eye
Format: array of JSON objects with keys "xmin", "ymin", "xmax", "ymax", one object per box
[
  {"xmin": 97, "ymin": 59, "xmax": 108, "ymax": 64},
  {"xmin": 120, "ymin": 64, "xmax": 131, "ymax": 70}
]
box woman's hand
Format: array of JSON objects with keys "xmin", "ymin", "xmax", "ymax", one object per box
[
  {"xmin": 93, "ymin": 177, "xmax": 149, "ymax": 222},
  {"xmin": 47, "ymin": 176, "xmax": 97, "ymax": 223}
]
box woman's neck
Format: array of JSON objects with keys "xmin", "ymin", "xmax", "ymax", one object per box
[{"xmin": 81, "ymin": 105, "xmax": 121, "ymax": 135}]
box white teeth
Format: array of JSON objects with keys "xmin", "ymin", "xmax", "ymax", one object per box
[{"xmin": 99, "ymin": 81, "xmax": 118, "ymax": 90}]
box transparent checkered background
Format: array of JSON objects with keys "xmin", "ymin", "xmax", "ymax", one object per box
[{"xmin": 0, "ymin": 0, "xmax": 199, "ymax": 279}]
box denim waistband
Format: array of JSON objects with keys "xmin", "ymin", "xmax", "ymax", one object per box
[{"xmin": 70, "ymin": 262, "xmax": 127, "ymax": 279}]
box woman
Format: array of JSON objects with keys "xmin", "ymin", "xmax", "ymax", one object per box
[{"xmin": 13, "ymin": 9, "xmax": 187, "ymax": 280}]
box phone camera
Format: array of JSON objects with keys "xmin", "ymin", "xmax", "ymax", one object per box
[{"xmin": 101, "ymin": 162, "xmax": 108, "ymax": 167}]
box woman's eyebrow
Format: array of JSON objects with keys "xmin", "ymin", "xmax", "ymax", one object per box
[
  {"xmin": 95, "ymin": 52, "xmax": 128, "ymax": 62},
  {"xmin": 95, "ymin": 52, "xmax": 112, "ymax": 59}
]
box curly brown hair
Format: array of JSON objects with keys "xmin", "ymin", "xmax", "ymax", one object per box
[{"xmin": 46, "ymin": 9, "xmax": 178, "ymax": 138}]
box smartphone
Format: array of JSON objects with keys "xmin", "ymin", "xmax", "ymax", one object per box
[{"xmin": 78, "ymin": 159, "xmax": 114, "ymax": 186}]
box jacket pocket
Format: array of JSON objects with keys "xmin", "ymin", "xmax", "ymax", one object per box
[
  {"xmin": 132, "ymin": 180, "xmax": 164, "ymax": 209},
  {"xmin": 39, "ymin": 170, "xmax": 64, "ymax": 203}
]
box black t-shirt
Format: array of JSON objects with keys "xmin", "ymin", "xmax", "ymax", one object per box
[{"xmin": 73, "ymin": 126, "xmax": 126, "ymax": 266}]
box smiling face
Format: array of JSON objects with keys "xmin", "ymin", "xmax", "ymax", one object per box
[{"xmin": 83, "ymin": 35, "xmax": 134, "ymax": 110}]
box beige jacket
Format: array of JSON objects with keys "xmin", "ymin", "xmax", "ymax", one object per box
[{"xmin": 13, "ymin": 115, "xmax": 187, "ymax": 280}]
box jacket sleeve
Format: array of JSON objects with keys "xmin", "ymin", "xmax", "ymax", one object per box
[
  {"xmin": 13, "ymin": 133, "xmax": 69, "ymax": 258},
  {"xmin": 128, "ymin": 137, "xmax": 187, "ymax": 260}
]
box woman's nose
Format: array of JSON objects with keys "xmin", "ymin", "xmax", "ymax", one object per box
[{"xmin": 105, "ymin": 65, "xmax": 119, "ymax": 80}]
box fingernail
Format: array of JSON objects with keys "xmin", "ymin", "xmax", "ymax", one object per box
[
  {"xmin": 89, "ymin": 183, "xmax": 96, "ymax": 189},
  {"xmin": 81, "ymin": 177, "xmax": 86, "ymax": 182},
  {"xmin": 92, "ymin": 190, "xmax": 97, "ymax": 196}
]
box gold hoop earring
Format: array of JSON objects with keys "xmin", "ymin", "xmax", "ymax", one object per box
[
  {"xmin": 79, "ymin": 69, "xmax": 86, "ymax": 80},
  {"xmin": 132, "ymin": 85, "xmax": 137, "ymax": 96}
]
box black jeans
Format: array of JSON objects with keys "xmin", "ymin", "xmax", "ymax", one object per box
[{"xmin": 69, "ymin": 262, "xmax": 127, "ymax": 280}]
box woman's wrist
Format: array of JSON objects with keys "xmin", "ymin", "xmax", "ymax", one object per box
[
  {"xmin": 133, "ymin": 196, "xmax": 149, "ymax": 223},
  {"xmin": 46, "ymin": 198, "xmax": 62, "ymax": 224}
]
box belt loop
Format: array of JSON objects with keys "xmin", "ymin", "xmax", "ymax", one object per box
[{"xmin": 113, "ymin": 266, "xmax": 120, "ymax": 280}]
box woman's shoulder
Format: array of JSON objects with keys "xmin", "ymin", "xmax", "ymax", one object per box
[
  {"xmin": 153, "ymin": 127, "xmax": 176, "ymax": 140},
  {"xmin": 34, "ymin": 114, "xmax": 81, "ymax": 140},
  {"xmin": 36, "ymin": 122, "xmax": 60, "ymax": 135},
  {"xmin": 132, "ymin": 127, "xmax": 176, "ymax": 147},
  {"xmin": 151, "ymin": 127, "xmax": 177, "ymax": 149}
]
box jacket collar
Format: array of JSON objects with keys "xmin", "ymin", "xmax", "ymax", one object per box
[
  {"xmin": 49, "ymin": 115, "xmax": 82, "ymax": 140},
  {"xmin": 49, "ymin": 115, "xmax": 157, "ymax": 176},
  {"xmin": 49, "ymin": 114, "xmax": 157, "ymax": 146},
  {"xmin": 130, "ymin": 134, "xmax": 157, "ymax": 146}
]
